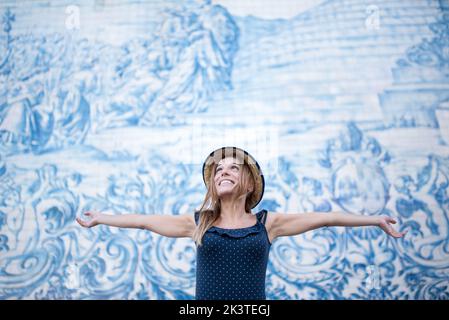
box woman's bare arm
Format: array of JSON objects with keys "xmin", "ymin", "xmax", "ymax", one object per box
[
  {"xmin": 76, "ymin": 211, "xmax": 196, "ymax": 238},
  {"xmin": 268, "ymin": 211, "xmax": 407, "ymax": 241}
]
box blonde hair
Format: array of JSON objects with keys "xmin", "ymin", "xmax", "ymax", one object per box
[{"xmin": 192, "ymin": 159, "xmax": 255, "ymax": 246}]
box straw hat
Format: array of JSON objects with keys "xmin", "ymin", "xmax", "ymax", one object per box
[{"xmin": 202, "ymin": 146, "xmax": 265, "ymax": 209}]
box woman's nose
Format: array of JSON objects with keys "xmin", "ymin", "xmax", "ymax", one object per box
[{"xmin": 220, "ymin": 167, "xmax": 231, "ymax": 176}]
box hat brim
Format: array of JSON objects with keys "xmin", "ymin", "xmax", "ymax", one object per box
[{"xmin": 202, "ymin": 146, "xmax": 265, "ymax": 209}]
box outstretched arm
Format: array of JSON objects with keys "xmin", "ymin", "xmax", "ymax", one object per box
[
  {"xmin": 269, "ymin": 211, "xmax": 407, "ymax": 241},
  {"xmin": 76, "ymin": 211, "xmax": 196, "ymax": 238}
]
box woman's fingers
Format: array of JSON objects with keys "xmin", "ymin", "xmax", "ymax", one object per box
[
  {"xmin": 76, "ymin": 216, "xmax": 86, "ymax": 227},
  {"xmin": 380, "ymin": 218, "xmax": 407, "ymax": 238},
  {"xmin": 392, "ymin": 229, "xmax": 407, "ymax": 238},
  {"xmin": 76, "ymin": 214, "xmax": 94, "ymax": 228}
]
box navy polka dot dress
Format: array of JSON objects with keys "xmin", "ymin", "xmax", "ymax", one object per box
[{"xmin": 194, "ymin": 209, "xmax": 271, "ymax": 300}]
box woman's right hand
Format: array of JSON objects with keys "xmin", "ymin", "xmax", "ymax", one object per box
[{"xmin": 76, "ymin": 211, "xmax": 101, "ymax": 228}]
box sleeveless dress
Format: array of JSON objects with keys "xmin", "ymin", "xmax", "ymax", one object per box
[{"xmin": 194, "ymin": 209, "xmax": 271, "ymax": 300}]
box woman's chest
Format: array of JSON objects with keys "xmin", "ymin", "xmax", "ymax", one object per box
[{"xmin": 198, "ymin": 232, "xmax": 269, "ymax": 259}]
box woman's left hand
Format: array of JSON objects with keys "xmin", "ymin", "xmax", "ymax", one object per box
[{"xmin": 378, "ymin": 215, "xmax": 407, "ymax": 238}]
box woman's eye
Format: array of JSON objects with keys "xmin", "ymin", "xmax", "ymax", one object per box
[{"xmin": 215, "ymin": 165, "xmax": 238, "ymax": 173}]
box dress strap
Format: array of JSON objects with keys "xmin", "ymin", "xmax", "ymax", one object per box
[
  {"xmin": 257, "ymin": 209, "xmax": 268, "ymax": 225},
  {"xmin": 194, "ymin": 210, "xmax": 200, "ymax": 226}
]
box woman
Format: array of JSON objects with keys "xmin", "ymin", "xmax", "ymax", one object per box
[{"xmin": 76, "ymin": 146, "xmax": 406, "ymax": 300}]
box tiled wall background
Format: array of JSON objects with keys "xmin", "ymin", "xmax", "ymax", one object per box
[{"xmin": 0, "ymin": 0, "xmax": 448, "ymax": 299}]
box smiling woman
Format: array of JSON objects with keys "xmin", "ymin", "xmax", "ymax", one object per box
[
  {"xmin": 192, "ymin": 146, "xmax": 265, "ymax": 246},
  {"xmin": 76, "ymin": 146, "xmax": 406, "ymax": 300}
]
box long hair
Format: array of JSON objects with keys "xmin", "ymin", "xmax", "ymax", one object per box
[{"xmin": 192, "ymin": 159, "xmax": 255, "ymax": 246}]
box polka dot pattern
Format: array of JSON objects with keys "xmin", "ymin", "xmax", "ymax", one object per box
[{"xmin": 194, "ymin": 209, "xmax": 271, "ymax": 300}]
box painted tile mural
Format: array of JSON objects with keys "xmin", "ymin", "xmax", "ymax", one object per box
[{"xmin": 0, "ymin": 0, "xmax": 449, "ymax": 299}]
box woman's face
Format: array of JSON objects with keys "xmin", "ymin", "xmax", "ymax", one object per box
[{"xmin": 214, "ymin": 157, "xmax": 241, "ymax": 197}]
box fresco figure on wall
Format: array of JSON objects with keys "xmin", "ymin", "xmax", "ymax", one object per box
[{"xmin": 139, "ymin": 0, "xmax": 239, "ymax": 125}]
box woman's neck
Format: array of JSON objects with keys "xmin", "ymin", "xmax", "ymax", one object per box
[{"xmin": 218, "ymin": 200, "xmax": 250, "ymax": 223}]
